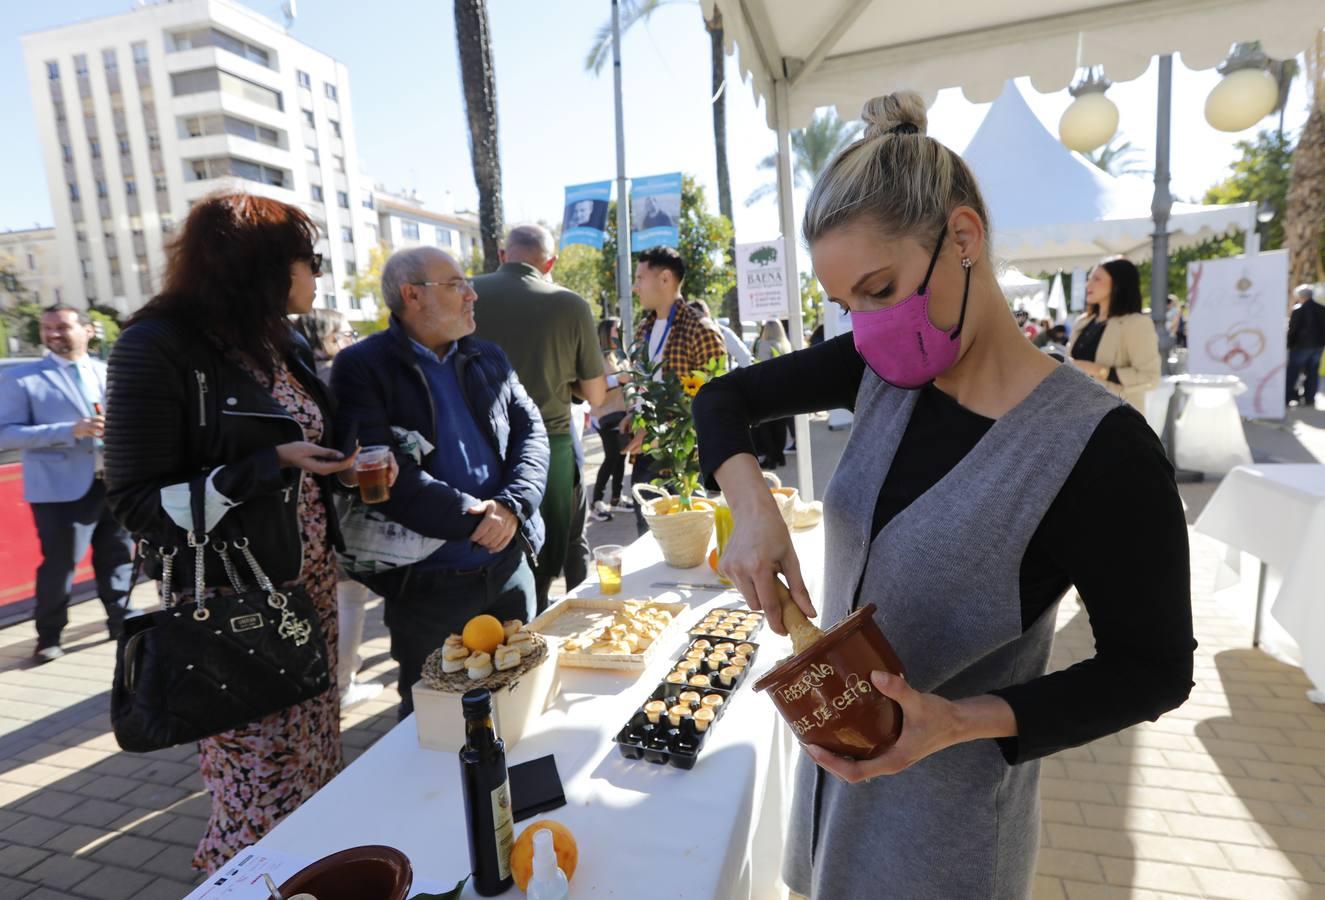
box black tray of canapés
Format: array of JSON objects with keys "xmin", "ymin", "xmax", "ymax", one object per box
[
  {"xmin": 687, "ymin": 606, "xmax": 764, "ymax": 643},
  {"xmin": 613, "ymin": 636, "xmax": 760, "ymax": 769}
]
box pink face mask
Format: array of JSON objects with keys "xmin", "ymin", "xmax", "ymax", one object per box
[{"xmin": 851, "ymin": 228, "xmax": 972, "ymax": 390}]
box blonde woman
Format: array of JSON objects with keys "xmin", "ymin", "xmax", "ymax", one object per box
[
  {"xmin": 693, "ymin": 92, "xmax": 1192, "ymax": 898},
  {"xmin": 1067, "ymin": 257, "xmax": 1161, "ymax": 409}
]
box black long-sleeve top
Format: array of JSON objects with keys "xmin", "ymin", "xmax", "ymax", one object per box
[{"xmin": 692, "ymin": 334, "xmax": 1195, "ymax": 764}]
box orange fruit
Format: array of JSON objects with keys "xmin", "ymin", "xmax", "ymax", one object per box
[
  {"xmin": 510, "ymin": 819, "xmax": 578, "ymax": 890},
  {"xmin": 708, "ymin": 548, "xmax": 720, "ymax": 573},
  {"xmin": 462, "ymin": 614, "xmax": 505, "ymax": 655}
]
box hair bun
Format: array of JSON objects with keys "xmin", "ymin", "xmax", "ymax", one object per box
[{"xmin": 861, "ymin": 91, "xmax": 928, "ymax": 140}]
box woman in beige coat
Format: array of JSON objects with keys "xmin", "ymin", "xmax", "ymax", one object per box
[{"xmin": 1067, "ymin": 257, "xmax": 1161, "ymax": 409}]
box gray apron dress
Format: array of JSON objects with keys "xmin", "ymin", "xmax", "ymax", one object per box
[{"xmin": 784, "ymin": 364, "xmax": 1123, "ymax": 899}]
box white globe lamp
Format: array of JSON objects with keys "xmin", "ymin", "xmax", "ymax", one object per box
[
  {"xmin": 1059, "ymin": 70, "xmax": 1119, "ymax": 154},
  {"xmin": 1205, "ymin": 67, "xmax": 1278, "ymax": 132}
]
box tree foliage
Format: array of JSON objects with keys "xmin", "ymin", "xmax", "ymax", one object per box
[
  {"xmin": 1134, "ymin": 129, "xmax": 1293, "ymax": 305},
  {"xmin": 554, "ymin": 244, "xmax": 612, "ymax": 319},
  {"xmin": 1203, "ymin": 129, "xmax": 1293, "ymax": 251},
  {"xmin": 1085, "ymin": 138, "xmax": 1150, "ymax": 177},
  {"xmin": 746, "ymin": 110, "xmax": 861, "ymax": 206}
]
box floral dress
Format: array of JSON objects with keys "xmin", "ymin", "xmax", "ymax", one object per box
[{"xmin": 193, "ymin": 359, "xmax": 343, "ymax": 873}]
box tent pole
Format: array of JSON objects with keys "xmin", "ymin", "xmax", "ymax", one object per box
[
  {"xmin": 774, "ymin": 77, "xmax": 814, "ymax": 501},
  {"xmin": 612, "ymin": 0, "xmax": 633, "ymax": 342}
]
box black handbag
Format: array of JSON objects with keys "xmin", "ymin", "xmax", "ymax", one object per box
[{"xmin": 111, "ymin": 478, "xmax": 331, "ymax": 753}]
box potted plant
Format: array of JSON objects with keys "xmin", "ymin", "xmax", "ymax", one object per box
[{"xmin": 625, "ymin": 356, "xmax": 725, "ymax": 567}]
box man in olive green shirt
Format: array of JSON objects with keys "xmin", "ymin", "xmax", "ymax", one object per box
[{"xmin": 474, "ymin": 225, "xmax": 606, "ymax": 611}]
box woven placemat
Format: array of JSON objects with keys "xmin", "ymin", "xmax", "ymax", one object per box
[{"xmin": 419, "ymin": 632, "xmax": 550, "ymax": 693}]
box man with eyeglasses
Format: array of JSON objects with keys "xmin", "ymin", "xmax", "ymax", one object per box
[
  {"xmin": 473, "ymin": 224, "xmax": 606, "ymax": 612},
  {"xmin": 330, "ymin": 246, "xmax": 549, "ymax": 717}
]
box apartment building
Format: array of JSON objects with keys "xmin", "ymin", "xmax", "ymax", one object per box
[
  {"xmin": 371, "ymin": 187, "xmax": 481, "ymax": 265},
  {"xmin": 21, "ymin": 0, "xmax": 379, "ymax": 319}
]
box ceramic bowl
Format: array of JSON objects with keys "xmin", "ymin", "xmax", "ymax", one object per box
[
  {"xmin": 278, "ymin": 845, "xmax": 412, "ymax": 900},
  {"xmin": 753, "ymin": 603, "xmax": 905, "ymax": 759}
]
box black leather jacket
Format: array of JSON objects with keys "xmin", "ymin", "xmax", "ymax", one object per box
[{"xmin": 104, "ymin": 316, "xmax": 344, "ymax": 590}]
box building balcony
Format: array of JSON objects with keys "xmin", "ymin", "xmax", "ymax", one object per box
[
  {"xmin": 181, "ymin": 175, "xmax": 297, "ymax": 206},
  {"xmin": 169, "ymin": 91, "xmax": 289, "ymax": 134},
  {"xmin": 178, "ymin": 133, "xmax": 292, "ymax": 171}
]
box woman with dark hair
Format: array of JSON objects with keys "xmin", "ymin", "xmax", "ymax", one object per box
[
  {"xmin": 104, "ymin": 193, "xmax": 364, "ymax": 872},
  {"xmin": 590, "ymin": 317, "xmax": 630, "ymax": 519},
  {"xmin": 1067, "ymin": 257, "xmax": 1161, "ymax": 408}
]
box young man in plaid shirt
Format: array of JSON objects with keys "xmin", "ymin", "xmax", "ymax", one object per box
[{"xmin": 622, "ymin": 246, "xmax": 726, "ymax": 533}]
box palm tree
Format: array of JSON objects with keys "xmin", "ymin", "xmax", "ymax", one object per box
[
  {"xmin": 586, "ymin": 1, "xmax": 733, "ymax": 221},
  {"xmin": 1085, "ymin": 137, "xmax": 1151, "ymax": 177},
  {"xmin": 454, "ymin": 0, "xmax": 503, "ymax": 273},
  {"xmin": 745, "ymin": 109, "xmax": 861, "ymax": 206},
  {"xmin": 1285, "ymin": 31, "xmax": 1325, "ymax": 289}
]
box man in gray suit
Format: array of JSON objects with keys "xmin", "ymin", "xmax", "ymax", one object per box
[{"xmin": 0, "ymin": 305, "xmax": 133, "ymax": 662}]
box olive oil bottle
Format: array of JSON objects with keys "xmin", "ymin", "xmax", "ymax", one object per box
[{"xmin": 459, "ymin": 689, "xmax": 515, "ymax": 896}]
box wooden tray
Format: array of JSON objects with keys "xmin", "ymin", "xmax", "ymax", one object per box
[{"xmin": 528, "ymin": 597, "xmax": 688, "ymax": 671}]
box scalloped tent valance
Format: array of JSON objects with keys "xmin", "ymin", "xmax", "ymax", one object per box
[{"xmin": 702, "ymin": 0, "xmax": 1325, "ymax": 130}]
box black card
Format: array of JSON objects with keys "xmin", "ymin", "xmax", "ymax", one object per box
[
  {"xmin": 335, "ymin": 419, "xmax": 359, "ymax": 459},
  {"xmin": 508, "ymin": 755, "xmax": 566, "ymax": 822}
]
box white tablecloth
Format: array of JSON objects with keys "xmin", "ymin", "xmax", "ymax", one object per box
[
  {"xmin": 1194, "ymin": 464, "xmax": 1325, "ymax": 698},
  {"xmin": 257, "ymin": 526, "xmax": 823, "ymax": 899}
]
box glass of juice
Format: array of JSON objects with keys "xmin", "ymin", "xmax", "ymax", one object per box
[
  {"xmin": 355, "ymin": 446, "xmax": 392, "ymax": 504},
  {"xmin": 714, "ymin": 502, "xmax": 734, "ymax": 585},
  {"xmin": 593, "ymin": 544, "xmax": 624, "ymax": 595}
]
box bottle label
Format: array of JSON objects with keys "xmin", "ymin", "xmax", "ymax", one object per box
[{"xmin": 491, "ymin": 778, "xmax": 514, "ymax": 881}]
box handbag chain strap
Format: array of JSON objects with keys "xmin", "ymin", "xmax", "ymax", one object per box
[
  {"xmin": 211, "ymin": 541, "xmax": 251, "ymax": 593},
  {"xmin": 159, "ymin": 545, "xmax": 178, "ymax": 608},
  {"xmin": 187, "ymin": 531, "xmax": 210, "ymax": 622},
  {"xmin": 232, "ymin": 538, "xmax": 313, "ymax": 647}
]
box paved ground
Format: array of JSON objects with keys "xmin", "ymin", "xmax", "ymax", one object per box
[{"xmin": 0, "ymin": 411, "xmax": 1322, "ymax": 899}]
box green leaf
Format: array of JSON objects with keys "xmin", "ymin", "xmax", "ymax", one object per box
[{"xmin": 410, "ymin": 875, "xmax": 469, "ymax": 900}]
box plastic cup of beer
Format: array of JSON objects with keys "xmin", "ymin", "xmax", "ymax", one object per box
[
  {"xmin": 594, "ymin": 544, "xmax": 624, "ymax": 595},
  {"xmin": 355, "ymin": 446, "xmax": 391, "ymax": 504}
]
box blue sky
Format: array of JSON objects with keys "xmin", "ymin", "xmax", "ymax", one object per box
[{"xmin": 0, "ymin": 1, "xmax": 1312, "ymax": 245}]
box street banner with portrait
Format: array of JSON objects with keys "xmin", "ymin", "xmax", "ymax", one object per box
[
  {"xmin": 560, "ymin": 181, "xmax": 612, "ymax": 249},
  {"xmin": 630, "ymin": 172, "xmax": 682, "ymax": 250},
  {"xmin": 1186, "ymin": 251, "xmax": 1288, "ymax": 419},
  {"xmin": 735, "ymin": 238, "xmax": 789, "ymax": 322}
]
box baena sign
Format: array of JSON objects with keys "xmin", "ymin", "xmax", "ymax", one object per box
[{"xmin": 736, "ymin": 238, "xmax": 789, "ymax": 322}]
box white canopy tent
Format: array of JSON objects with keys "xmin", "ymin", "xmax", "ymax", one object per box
[
  {"xmin": 998, "ymin": 267, "xmax": 1051, "ymax": 303},
  {"xmin": 998, "ymin": 267, "xmax": 1051, "ymax": 321},
  {"xmin": 701, "ymin": 0, "xmax": 1325, "ymax": 499},
  {"xmin": 965, "ymin": 82, "xmax": 1257, "ymax": 274}
]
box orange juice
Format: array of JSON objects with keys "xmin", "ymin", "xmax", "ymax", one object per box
[{"xmin": 593, "ymin": 545, "xmax": 624, "ymax": 595}]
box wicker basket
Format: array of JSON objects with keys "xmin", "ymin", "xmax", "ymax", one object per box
[{"xmin": 633, "ymin": 483, "xmax": 716, "ymax": 569}]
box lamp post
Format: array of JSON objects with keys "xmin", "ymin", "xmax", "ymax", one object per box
[
  {"xmin": 611, "ymin": 0, "xmax": 633, "ymax": 341},
  {"xmin": 1151, "ymin": 55, "xmax": 1174, "ymax": 348}
]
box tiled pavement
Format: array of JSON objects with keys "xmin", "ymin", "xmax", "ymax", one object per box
[{"xmin": 0, "ymin": 424, "xmax": 1323, "ymax": 899}]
